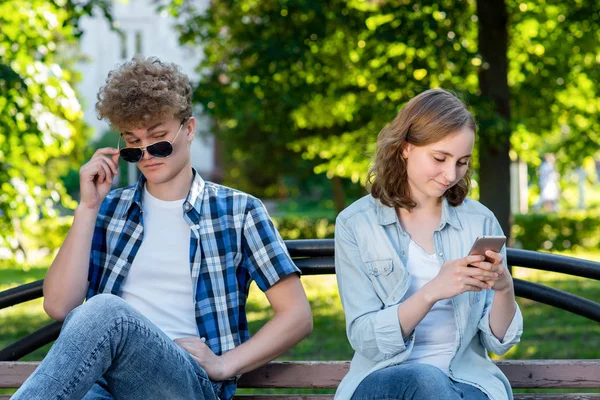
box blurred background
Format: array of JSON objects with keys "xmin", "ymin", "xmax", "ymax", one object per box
[{"xmin": 0, "ymin": 0, "xmax": 599, "ymax": 395}]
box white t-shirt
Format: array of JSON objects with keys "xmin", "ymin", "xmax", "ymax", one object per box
[
  {"xmin": 120, "ymin": 185, "xmax": 198, "ymax": 340},
  {"xmin": 403, "ymin": 240, "xmax": 457, "ymax": 374}
]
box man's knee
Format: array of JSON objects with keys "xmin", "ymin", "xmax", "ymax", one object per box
[{"xmin": 64, "ymin": 294, "xmax": 131, "ymax": 330}]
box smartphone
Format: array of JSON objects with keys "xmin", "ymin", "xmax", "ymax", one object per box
[{"xmin": 468, "ymin": 235, "xmax": 507, "ymax": 262}]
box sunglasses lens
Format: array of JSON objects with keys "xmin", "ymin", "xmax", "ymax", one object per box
[
  {"xmin": 120, "ymin": 148, "xmax": 142, "ymax": 163},
  {"xmin": 147, "ymin": 141, "xmax": 173, "ymax": 158}
]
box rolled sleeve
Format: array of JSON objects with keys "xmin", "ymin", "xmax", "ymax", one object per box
[
  {"xmin": 477, "ymin": 214, "xmax": 524, "ymax": 355},
  {"xmin": 242, "ymin": 198, "xmax": 300, "ymax": 292},
  {"xmin": 478, "ymin": 298, "xmax": 523, "ymax": 355},
  {"xmin": 374, "ymin": 304, "xmax": 410, "ymax": 355},
  {"xmin": 336, "ymin": 217, "xmax": 409, "ymax": 362}
]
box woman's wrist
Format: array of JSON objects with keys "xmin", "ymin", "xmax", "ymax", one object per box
[{"xmin": 420, "ymin": 283, "xmax": 439, "ymax": 306}]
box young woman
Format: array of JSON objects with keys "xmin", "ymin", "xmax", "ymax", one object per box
[{"xmin": 335, "ymin": 89, "xmax": 523, "ymax": 400}]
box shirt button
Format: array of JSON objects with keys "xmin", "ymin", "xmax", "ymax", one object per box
[
  {"xmin": 373, "ymin": 267, "xmax": 379, "ymax": 273},
  {"xmin": 184, "ymin": 204, "xmax": 191, "ymax": 211},
  {"xmin": 401, "ymin": 251, "xmax": 406, "ymax": 255},
  {"xmin": 438, "ymin": 252, "xmax": 443, "ymax": 257}
]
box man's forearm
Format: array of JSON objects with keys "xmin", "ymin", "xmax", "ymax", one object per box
[
  {"xmin": 43, "ymin": 206, "xmax": 97, "ymax": 320},
  {"xmin": 220, "ymin": 304, "xmax": 312, "ymax": 377}
]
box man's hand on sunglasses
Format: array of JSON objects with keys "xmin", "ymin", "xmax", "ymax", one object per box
[{"xmin": 79, "ymin": 148, "xmax": 120, "ymax": 210}]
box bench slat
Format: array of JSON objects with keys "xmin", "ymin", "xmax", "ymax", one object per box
[
  {"xmin": 235, "ymin": 397, "xmax": 333, "ymax": 400},
  {"xmin": 1, "ymin": 392, "xmax": 599, "ymax": 399},
  {"xmin": 6, "ymin": 395, "xmax": 600, "ymax": 400},
  {"xmin": 0, "ymin": 361, "xmax": 37, "ymax": 388},
  {"xmin": 237, "ymin": 360, "xmax": 600, "ymax": 389},
  {"xmin": 233, "ymin": 396, "xmax": 600, "ymax": 400},
  {"xmin": 512, "ymin": 395, "xmax": 600, "ymax": 400},
  {"xmin": 238, "ymin": 361, "xmax": 347, "ymax": 389},
  {"xmin": 2, "ymin": 360, "xmax": 600, "ymax": 390},
  {"xmin": 497, "ymin": 360, "xmax": 600, "ymax": 389}
]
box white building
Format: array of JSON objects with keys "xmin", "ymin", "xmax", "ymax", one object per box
[{"xmin": 76, "ymin": 0, "xmax": 217, "ymax": 184}]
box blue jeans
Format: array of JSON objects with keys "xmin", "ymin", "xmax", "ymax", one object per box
[
  {"xmin": 351, "ymin": 363, "xmax": 489, "ymax": 400},
  {"xmin": 12, "ymin": 294, "xmax": 218, "ymax": 400}
]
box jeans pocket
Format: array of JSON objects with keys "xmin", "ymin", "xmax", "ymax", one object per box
[{"xmin": 193, "ymin": 369, "xmax": 220, "ymax": 400}]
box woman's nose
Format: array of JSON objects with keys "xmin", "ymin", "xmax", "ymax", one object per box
[{"xmin": 444, "ymin": 167, "xmax": 457, "ymax": 182}]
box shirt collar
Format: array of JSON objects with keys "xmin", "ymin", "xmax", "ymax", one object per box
[
  {"xmin": 184, "ymin": 168, "xmax": 206, "ymax": 213},
  {"xmin": 374, "ymin": 196, "xmax": 463, "ymax": 230},
  {"xmin": 126, "ymin": 167, "xmax": 206, "ymax": 216},
  {"xmin": 374, "ymin": 196, "xmax": 398, "ymax": 226},
  {"xmin": 127, "ymin": 174, "xmax": 145, "ymax": 215},
  {"xmin": 440, "ymin": 197, "xmax": 462, "ymax": 230}
]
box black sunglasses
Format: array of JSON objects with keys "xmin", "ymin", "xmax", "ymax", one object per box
[{"xmin": 118, "ymin": 123, "xmax": 184, "ymax": 163}]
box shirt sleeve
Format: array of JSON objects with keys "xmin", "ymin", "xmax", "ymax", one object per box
[
  {"xmin": 478, "ymin": 291, "xmax": 523, "ymax": 355},
  {"xmin": 477, "ymin": 214, "xmax": 523, "ymax": 355},
  {"xmin": 86, "ymin": 199, "xmax": 109, "ymax": 299},
  {"xmin": 335, "ymin": 217, "xmax": 411, "ymax": 362},
  {"xmin": 241, "ymin": 198, "xmax": 300, "ymax": 292}
]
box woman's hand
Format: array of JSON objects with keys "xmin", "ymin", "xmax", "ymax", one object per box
[
  {"xmin": 470, "ymin": 250, "xmax": 513, "ymax": 293},
  {"xmin": 423, "ymin": 254, "xmax": 499, "ymax": 303},
  {"xmin": 174, "ymin": 337, "xmax": 232, "ymax": 381}
]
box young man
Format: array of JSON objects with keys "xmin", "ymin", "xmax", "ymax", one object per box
[{"xmin": 13, "ymin": 56, "xmax": 313, "ymax": 400}]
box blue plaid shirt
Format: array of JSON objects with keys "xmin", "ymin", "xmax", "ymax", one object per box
[{"xmin": 87, "ymin": 169, "xmax": 300, "ymax": 399}]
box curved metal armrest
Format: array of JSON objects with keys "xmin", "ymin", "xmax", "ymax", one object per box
[
  {"xmin": 514, "ymin": 278, "xmax": 600, "ymax": 322},
  {"xmin": 0, "ymin": 280, "xmax": 44, "ymax": 311},
  {"xmin": 508, "ymin": 249, "xmax": 600, "ymax": 280},
  {"xmin": 0, "ymin": 321, "xmax": 62, "ymax": 361}
]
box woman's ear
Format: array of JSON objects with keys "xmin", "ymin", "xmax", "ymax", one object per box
[{"xmin": 402, "ymin": 143, "xmax": 411, "ymax": 159}]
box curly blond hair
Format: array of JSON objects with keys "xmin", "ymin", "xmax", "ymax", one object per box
[
  {"xmin": 96, "ymin": 56, "xmax": 192, "ymax": 131},
  {"xmin": 367, "ymin": 89, "xmax": 476, "ymax": 210}
]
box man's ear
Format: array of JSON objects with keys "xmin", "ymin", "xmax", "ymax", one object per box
[{"xmin": 185, "ymin": 117, "xmax": 197, "ymax": 142}]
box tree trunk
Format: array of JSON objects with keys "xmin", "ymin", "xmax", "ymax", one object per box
[
  {"xmin": 476, "ymin": 0, "xmax": 512, "ymax": 240},
  {"xmin": 331, "ymin": 176, "xmax": 346, "ymax": 214}
]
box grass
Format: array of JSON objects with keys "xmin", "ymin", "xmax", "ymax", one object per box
[
  {"xmin": 1, "ymin": 252, "xmax": 598, "ymax": 396},
  {"xmin": 273, "ymin": 198, "xmax": 339, "ymax": 219},
  {"xmin": 0, "ymin": 265, "xmax": 53, "ymax": 362}
]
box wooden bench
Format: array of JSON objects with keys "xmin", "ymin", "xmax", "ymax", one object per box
[
  {"xmin": 1, "ymin": 360, "xmax": 600, "ymax": 399},
  {"xmin": 1, "ymin": 239, "xmax": 600, "ymax": 399}
]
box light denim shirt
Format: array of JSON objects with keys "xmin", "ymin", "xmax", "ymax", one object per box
[{"xmin": 334, "ymin": 195, "xmax": 523, "ymax": 400}]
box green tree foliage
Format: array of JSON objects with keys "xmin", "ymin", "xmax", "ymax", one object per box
[
  {"xmin": 167, "ymin": 0, "xmax": 599, "ymax": 215},
  {"xmin": 0, "ymin": 0, "xmax": 108, "ymax": 262},
  {"xmin": 508, "ymin": 0, "xmax": 600, "ymax": 167},
  {"xmin": 167, "ymin": 0, "xmax": 478, "ymax": 195},
  {"xmin": 286, "ymin": 1, "xmax": 479, "ymax": 185}
]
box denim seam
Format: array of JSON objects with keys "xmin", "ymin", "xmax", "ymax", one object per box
[
  {"xmin": 56, "ymin": 316, "xmax": 126, "ymax": 400},
  {"xmin": 56, "ymin": 315, "xmax": 194, "ymax": 400}
]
